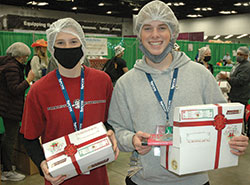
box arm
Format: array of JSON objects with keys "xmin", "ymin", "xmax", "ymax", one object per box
[
  {"xmin": 108, "ymin": 83, "xmax": 151, "ymax": 155},
  {"xmin": 5, "ymin": 65, "xmax": 30, "ymax": 96},
  {"xmin": 30, "ymin": 56, "xmax": 42, "ymax": 79},
  {"xmin": 228, "ymin": 66, "xmax": 250, "ymax": 87},
  {"xmin": 21, "ymin": 134, "xmax": 45, "ymax": 176},
  {"xmin": 203, "ymin": 70, "xmax": 227, "ymax": 104}
]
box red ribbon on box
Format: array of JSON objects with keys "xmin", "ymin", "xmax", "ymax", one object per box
[
  {"xmin": 165, "ymin": 145, "xmax": 170, "ymax": 170},
  {"xmin": 172, "ymin": 104, "xmax": 243, "ymax": 169},
  {"xmin": 46, "ymin": 134, "xmax": 107, "ymax": 175}
]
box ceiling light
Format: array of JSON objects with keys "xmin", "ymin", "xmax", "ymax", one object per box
[
  {"xmin": 225, "ymin": 34, "xmax": 233, "ymax": 39},
  {"xmin": 37, "ymin": 2, "xmax": 48, "ymax": 6},
  {"xmin": 231, "ymin": 11, "xmax": 237, "ymax": 14},
  {"xmin": 195, "ymin": 7, "xmax": 212, "ymax": 11},
  {"xmin": 98, "ymin": 3, "xmax": 104, "ymax": 6},
  {"xmin": 219, "ymin": 11, "xmax": 232, "ymax": 14},
  {"xmin": 243, "ymin": 3, "xmax": 249, "ymax": 6},
  {"xmin": 237, "ymin": 34, "xmax": 248, "ymax": 38},
  {"xmin": 106, "ymin": 11, "xmax": 112, "ymax": 14},
  {"xmin": 187, "ymin": 14, "xmax": 202, "ymax": 18},
  {"xmin": 72, "ymin": 7, "xmax": 77, "ymax": 10},
  {"xmin": 27, "ymin": 1, "xmax": 37, "ymax": 5},
  {"xmin": 133, "ymin": 7, "xmax": 139, "ymax": 11},
  {"xmin": 213, "ymin": 35, "xmax": 220, "ymax": 39},
  {"xmin": 173, "ymin": 2, "xmax": 185, "ymax": 6},
  {"xmin": 166, "ymin": 3, "xmax": 172, "ymax": 6},
  {"xmin": 234, "ymin": 3, "xmax": 241, "ymax": 6}
]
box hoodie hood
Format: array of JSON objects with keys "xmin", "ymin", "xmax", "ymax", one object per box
[{"xmin": 134, "ymin": 50, "xmax": 191, "ymax": 74}]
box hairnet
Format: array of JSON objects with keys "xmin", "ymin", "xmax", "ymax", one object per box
[
  {"xmin": 46, "ymin": 17, "xmax": 86, "ymax": 56},
  {"xmin": 135, "ymin": 0, "xmax": 179, "ymax": 44},
  {"xmin": 198, "ymin": 47, "xmax": 211, "ymax": 60},
  {"xmin": 6, "ymin": 42, "xmax": 31, "ymax": 57},
  {"xmin": 237, "ymin": 46, "xmax": 249, "ymax": 56},
  {"xmin": 115, "ymin": 45, "xmax": 125, "ymax": 56}
]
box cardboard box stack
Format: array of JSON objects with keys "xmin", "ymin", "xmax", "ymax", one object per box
[
  {"xmin": 161, "ymin": 103, "xmax": 244, "ymax": 175},
  {"xmin": 43, "ymin": 122, "xmax": 115, "ymax": 180}
]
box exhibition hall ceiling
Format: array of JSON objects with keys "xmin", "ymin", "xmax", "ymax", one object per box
[{"xmin": 1, "ymin": 0, "xmax": 250, "ymax": 20}]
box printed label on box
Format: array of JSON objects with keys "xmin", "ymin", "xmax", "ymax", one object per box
[
  {"xmin": 181, "ymin": 109, "xmax": 214, "ymax": 120},
  {"xmin": 78, "ymin": 138, "xmax": 109, "ymax": 157}
]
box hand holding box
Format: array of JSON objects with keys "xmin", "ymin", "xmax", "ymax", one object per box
[{"xmin": 42, "ymin": 122, "xmax": 115, "ymax": 180}]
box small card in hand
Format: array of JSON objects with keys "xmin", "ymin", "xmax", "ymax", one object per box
[{"xmin": 141, "ymin": 134, "xmax": 173, "ymax": 146}]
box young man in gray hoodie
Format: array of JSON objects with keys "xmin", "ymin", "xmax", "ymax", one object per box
[{"xmin": 108, "ymin": 1, "xmax": 249, "ymax": 185}]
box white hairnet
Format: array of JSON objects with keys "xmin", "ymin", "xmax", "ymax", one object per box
[
  {"xmin": 237, "ymin": 46, "xmax": 249, "ymax": 56},
  {"xmin": 135, "ymin": 0, "xmax": 179, "ymax": 44},
  {"xmin": 6, "ymin": 42, "xmax": 31, "ymax": 57},
  {"xmin": 46, "ymin": 17, "xmax": 86, "ymax": 56},
  {"xmin": 198, "ymin": 47, "xmax": 211, "ymax": 60},
  {"xmin": 115, "ymin": 45, "xmax": 125, "ymax": 56}
]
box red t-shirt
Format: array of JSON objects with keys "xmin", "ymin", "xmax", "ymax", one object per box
[{"xmin": 20, "ymin": 67, "xmax": 113, "ymax": 185}]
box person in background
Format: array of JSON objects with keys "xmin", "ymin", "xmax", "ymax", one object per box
[
  {"xmin": 216, "ymin": 60, "xmax": 224, "ymax": 66},
  {"xmin": 103, "ymin": 45, "xmax": 128, "ymax": 85},
  {"xmin": 114, "ymin": 45, "xmax": 129, "ymax": 76},
  {"xmin": 30, "ymin": 39, "xmax": 48, "ymax": 82},
  {"xmin": 194, "ymin": 49, "xmax": 200, "ymax": 62},
  {"xmin": 0, "ymin": 42, "xmax": 34, "ymax": 182},
  {"xmin": 198, "ymin": 46, "xmax": 214, "ymax": 74},
  {"xmin": 107, "ymin": 1, "xmax": 249, "ymax": 185},
  {"xmin": 20, "ymin": 17, "xmax": 119, "ymax": 185},
  {"xmin": 219, "ymin": 46, "xmax": 250, "ymax": 136},
  {"xmin": 223, "ymin": 52, "xmax": 231, "ymax": 66},
  {"xmin": 225, "ymin": 60, "xmax": 233, "ymax": 67}
]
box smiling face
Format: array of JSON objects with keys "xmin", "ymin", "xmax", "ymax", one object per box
[
  {"xmin": 140, "ymin": 20, "xmax": 171, "ymax": 55},
  {"xmin": 54, "ymin": 31, "xmax": 81, "ymax": 49}
]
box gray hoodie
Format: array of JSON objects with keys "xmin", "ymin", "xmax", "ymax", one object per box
[{"xmin": 108, "ymin": 51, "xmax": 226, "ymax": 185}]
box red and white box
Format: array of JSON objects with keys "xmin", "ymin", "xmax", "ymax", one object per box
[
  {"xmin": 161, "ymin": 103, "xmax": 244, "ymax": 175},
  {"xmin": 217, "ymin": 81, "xmax": 231, "ymax": 93},
  {"xmin": 142, "ymin": 134, "xmax": 173, "ymax": 146},
  {"xmin": 42, "ymin": 122, "xmax": 115, "ymax": 180}
]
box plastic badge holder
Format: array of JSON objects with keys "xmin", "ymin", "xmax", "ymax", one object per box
[{"xmin": 142, "ymin": 125, "xmax": 173, "ymax": 146}]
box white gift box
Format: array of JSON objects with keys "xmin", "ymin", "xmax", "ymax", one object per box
[
  {"xmin": 217, "ymin": 81, "xmax": 231, "ymax": 93},
  {"xmin": 161, "ymin": 103, "xmax": 244, "ymax": 175},
  {"xmin": 216, "ymin": 71, "xmax": 230, "ymax": 81},
  {"xmin": 42, "ymin": 122, "xmax": 115, "ymax": 180}
]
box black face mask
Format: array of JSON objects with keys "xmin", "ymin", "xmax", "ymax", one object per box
[
  {"xmin": 204, "ymin": 56, "xmax": 211, "ymax": 62},
  {"xmin": 54, "ymin": 46, "xmax": 83, "ymax": 69}
]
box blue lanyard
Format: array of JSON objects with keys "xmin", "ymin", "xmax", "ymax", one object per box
[
  {"xmin": 146, "ymin": 68, "xmax": 179, "ymax": 121},
  {"xmin": 56, "ymin": 68, "xmax": 84, "ymax": 131}
]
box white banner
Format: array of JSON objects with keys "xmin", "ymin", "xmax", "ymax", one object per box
[{"xmin": 85, "ymin": 38, "xmax": 108, "ymax": 56}]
